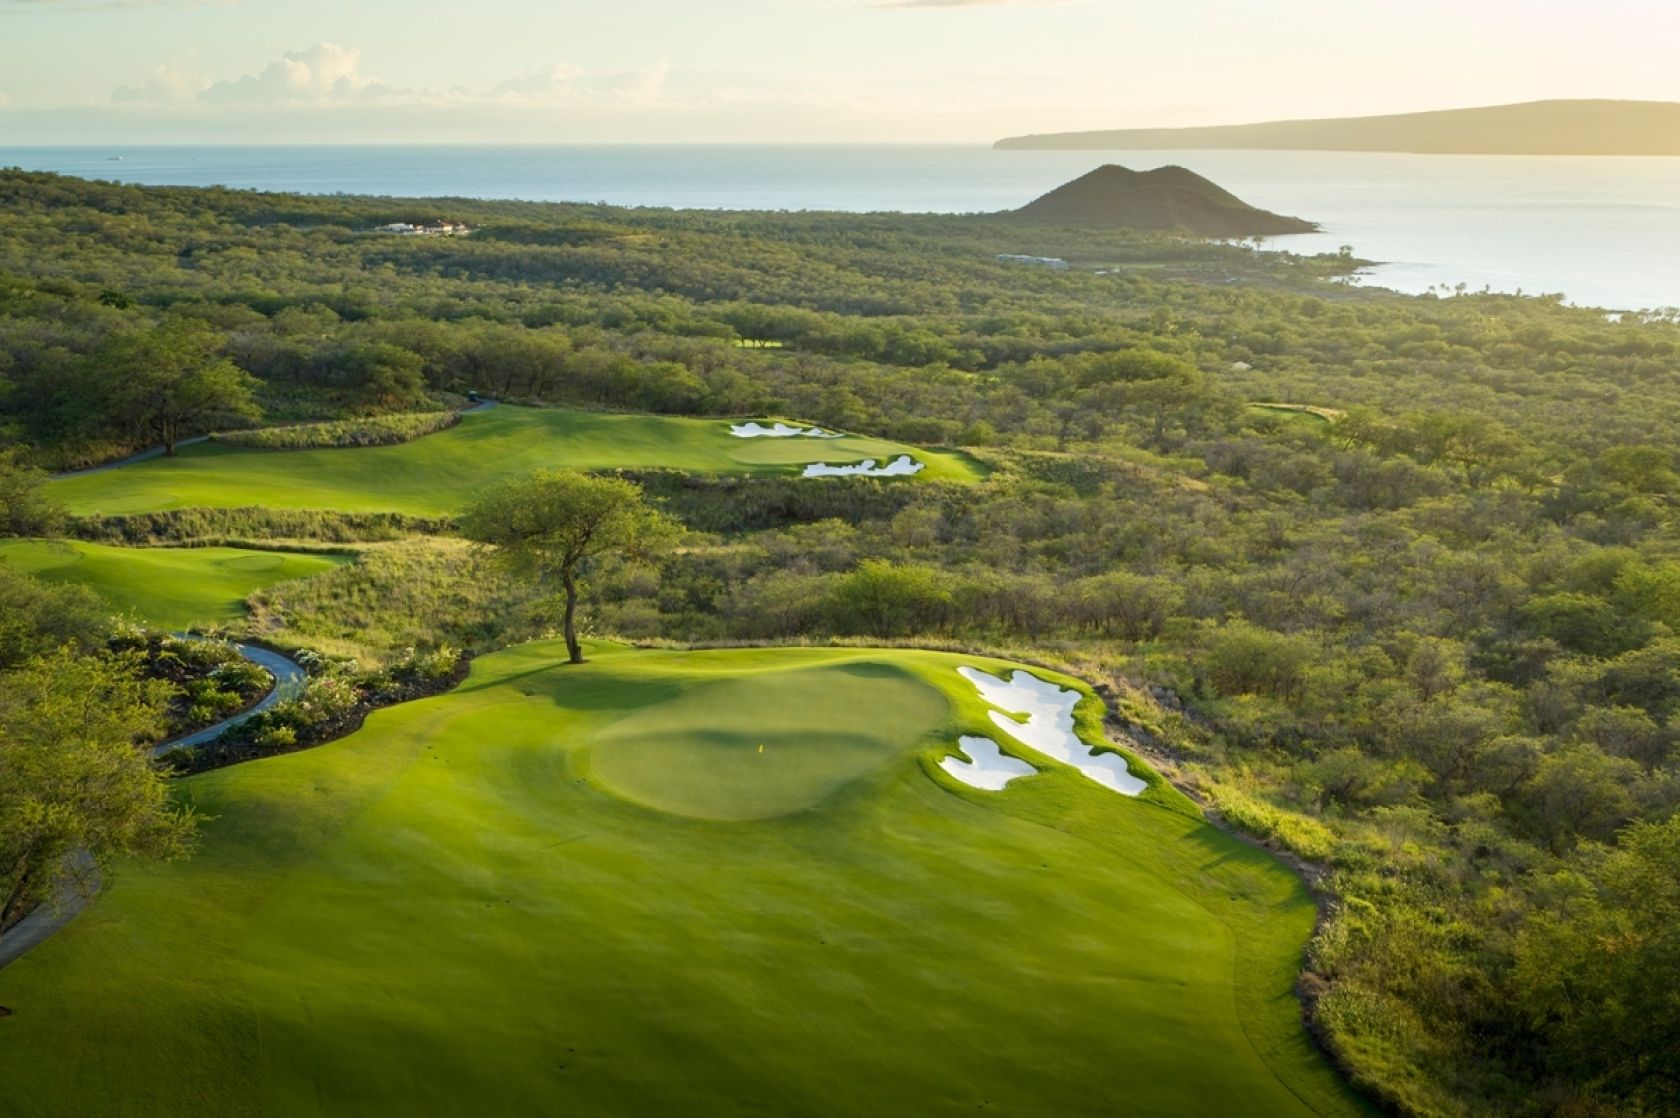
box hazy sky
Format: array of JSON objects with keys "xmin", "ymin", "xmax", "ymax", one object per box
[{"xmin": 1, "ymin": 0, "xmax": 1675, "ymax": 144}]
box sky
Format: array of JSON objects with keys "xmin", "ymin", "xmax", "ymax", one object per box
[{"xmin": 0, "ymin": 0, "xmax": 1676, "ymax": 144}]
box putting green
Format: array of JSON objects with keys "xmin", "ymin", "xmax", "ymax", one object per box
[
  {"xmin": 0, "ymin": 643, "xmax": 1370, "ymax": 1117},
  {"xmin": 0, "ymin": 539, "xmax": 350, "ymax": 630},
  {"xmin": 590, "ymin": 661, "xmax": 951, "ymax": 820},
  {"xmin": 50, "ymin": 407, "xmax": 984, "ymax": 518}
]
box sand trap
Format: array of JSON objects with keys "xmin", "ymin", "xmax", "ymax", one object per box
[
  {"xmin": 802, "ymin": 455, "xmax": 926, "ymax": 478},
  {"xmin": 730, "ymin": 421, "xmax": 843, "ymax": 439},
  {"xmin": 957, "ymin": 666, "xmax": 1147, "ymax": 796},
  {"xmin": 940, "ymin": 735, "xmax": 1037, "ymax": 791}
]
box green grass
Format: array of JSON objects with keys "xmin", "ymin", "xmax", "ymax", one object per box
[
  {"xmin": 0, "ymin": 539, "xmax": 350, "ymax": 630},
  {"xmin": 0, "ymin": 642, "xmax": 1370, "ymax": 1117},
  {"xmin": 51, "ymin": 407, "xmax": 985, "ymax": 517}
]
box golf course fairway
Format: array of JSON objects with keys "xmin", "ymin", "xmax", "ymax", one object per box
[
  {"xmin": 0, "ymin": 642, "xmax": 1369, "ymax": 1117},
  {"xmin": 0, "ymin": 539, "xmax": 349, "ymax": 630},
  {"xmin": 49, "ymin": 407, "xmax": 983, "ymax": 517}
]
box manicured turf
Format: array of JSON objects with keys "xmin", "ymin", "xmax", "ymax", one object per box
[
  {"xmin": 0, "ymin": 539, "xmax": 349, "ymax": 630},
  {"xmin": 50, "ymin": 407, "xmax": 985, "ymax": 517},
  {"xmin": 0, "ymin": 642, "xmax": 1370, "ymax": 1117}
]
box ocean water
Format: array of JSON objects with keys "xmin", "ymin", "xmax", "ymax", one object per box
[{"xmin": 5, "ymin": 144, "xmax": 1678, "ymax": 312}]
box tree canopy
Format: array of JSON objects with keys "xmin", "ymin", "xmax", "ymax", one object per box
[{"xmin": 460, "ymin": 470, "xmax": 677, "ymax": 663}]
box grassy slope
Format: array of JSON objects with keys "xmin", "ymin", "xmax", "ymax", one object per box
[
  {"xmin": 51, "ymin": 408, "xmax": 984, "ymax": 517},
  {"xmin": 0, "ymin": 539, "xmax": 349, "ymax": 630},
  {"xmin": 0, "ymin": 642, "xmax": 1369, "ymax": 1118}
]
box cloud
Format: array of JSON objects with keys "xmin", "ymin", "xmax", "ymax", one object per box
[
  {"xmin": 197, "ymin": 42, "xmax": 376, "ymax": 106},
  {"xmin": 112, "ymin": 62, "xmax": 208, "ymax": 105},
  {"xmin": 492, "ymin": 62, "xmax": 668, "ymax": 105},
  {"xmin": 108, "ymin": 44, "xmax": 672, "ymax": 111}
]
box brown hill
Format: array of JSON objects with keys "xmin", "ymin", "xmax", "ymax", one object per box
[
  {"xmin": 996, "ymin": 99, "xmax": 1680, "ymax": 156},
  {"xmin": 1007, "ymin": 165, "xmax": 1316, "ymax": 237}
]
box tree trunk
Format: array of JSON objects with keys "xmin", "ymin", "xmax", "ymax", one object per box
[
  {"xmin": 561, "ymin": 567, "xmax": 583, "ymax": 664},
  {"xmin": 0, "ymin": 861, "xmax": 32, "ymax": 940}
]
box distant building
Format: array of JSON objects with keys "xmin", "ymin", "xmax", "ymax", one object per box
[
  {"xmin": 997, "ymin": 254, "xmax": 1070, "ymax": 270},
  {"xmin": 372, "ymin": 221, "xmax": 469, "ymax": 237}
]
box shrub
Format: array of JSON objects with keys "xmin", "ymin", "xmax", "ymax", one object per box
[
  {"xmin": 212, "ymin": 411, "xmax": 458, "ymax": 449},
  {"xmin": 210, "ymin": 659, "xmax": 270, "ymax": 694},
  {"xmin": 1206, "ymin": 784, "xmax": 1337, "ymax": 862},
  {"xmin": 389, "ymin": 645, "xmax": 460, "ymax": 684},
  {"xmin": 253, "ymin": 725, "xmax": 297, "ymax": 752},
  {"xmin": 70, "ymin": 507, "xmax": 451, "ymax": 545}
]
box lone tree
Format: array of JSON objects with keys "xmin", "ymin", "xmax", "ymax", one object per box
[
  {"xmin": 461, "ymin": 470, "xmax": 677, "ymax": 664},
  {"xmin": 100, "ymin": 319, "xmax": 262, "ymax": 456}
]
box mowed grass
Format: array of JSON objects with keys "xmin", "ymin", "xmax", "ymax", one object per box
[
  {"xmin": 51, "ymin": 407, "xmax": 985, "ymax": 517},
  {"xmin": 0, "ymin": 539, "xmax": 349, "ymax": 630},
  {"xmin": 0, "ymin": 642, "xmax": 1370, "ymax": 1117}
]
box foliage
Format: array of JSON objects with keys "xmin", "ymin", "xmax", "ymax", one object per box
[
  {"xmin": 0, "ymin": 647, "xmax": 195, "ymax": 936},
  {"xmin": 247, "ymin": 539, "xmax": 551, "ymax": 665},
  {"xmin": 0, "ymin": 448, "xmax": 64, "ymax": 537},
  {"xmin": 108, "ymin": 629, "xmax": 273, "ymax": 737},
  {"xmin": 92, "ymin": 318, "xmax": 262, "ymax": 454},
  {"xmin": 461, "ymin": 470, "xmax": 678, "ymax": 662},
  {"xmin": 1513, "ymin": 817, "xmax": 1680, "ymax": 1113},
  {"xmin": 211, "ymin": 410, "xmax": 457, "ymax": 449},
  {"xmin": 67, "ymin": 506, "xmax": 452, "ymax": 545},
  {"xmin": 0, "ymin": 562, "xmax": 109, "ymax": 670}
]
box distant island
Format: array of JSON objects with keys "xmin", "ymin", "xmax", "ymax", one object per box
[
  {"xmin": 995, "ymin": 99, "xmax": 1680, "ymax": 156},
  {"xmin": 1005, "ymin": 164, "xmax": 1316, "ymax": 237}
]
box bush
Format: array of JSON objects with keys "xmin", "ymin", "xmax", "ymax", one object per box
[
  {"xmin": 1207, "ymin": 784, "xmax": 1337, "ymax": 862},
  {"xmin": 70, "ymin": 507, "xmax": 452, "ymax": 544},
  {"xmin": 212, "ymin": 411, "xmax": 458, "ymax": 449},
  {"xmin": 253, "ymin": 725, "xmax": 297, "ymax": 752},
  {"xmin": 825, "ymin": 560, "xmax": 954, "ymax": 637},
  {"xmin": 389, "ymin": 645, "xmax": 461, "ymax": 684}
]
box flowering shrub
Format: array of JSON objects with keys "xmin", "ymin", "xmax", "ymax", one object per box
[{"xmin": 390, "ymin": 645, "xmax": 460, "ymax": 684}]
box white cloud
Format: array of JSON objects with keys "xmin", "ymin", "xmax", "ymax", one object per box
[
  {"xmin": 109, "ymin": 44, "xmax": 673, "ymax": 111},
  {"xmin": 112, "ymin": 62, "xmax": 207, "ymax": 104},
  {"xmin": 197, "ymin": 42, "xmax": 376, "ymax": 106},
  {"xmin": 490, "ymin": 64, "xmax": 581, "ymax": 101},
  {"xmin": 491, "ymin": 62, "xmax": 668, "ymax": 106}
]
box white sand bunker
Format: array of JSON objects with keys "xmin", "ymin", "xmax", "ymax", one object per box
[
  {"xmin": 940, "ymin": 735, "xmax": 1037, "ymax": 791},
  {"xmin": 957, "ymin": 666, "xmax": 1147, "ymax": 796},
  {"xmin": 730, "ymin": 421, "xmax": 843, "ymax": 439},
  {"xmin": 803, "ymin": 455, "xmax": 926, "ymax": 478}
]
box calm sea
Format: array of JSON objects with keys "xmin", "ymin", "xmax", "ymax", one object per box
[{"xmin": 5, "ymin": 144, "xmax": 1678, "ymax": 312}]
